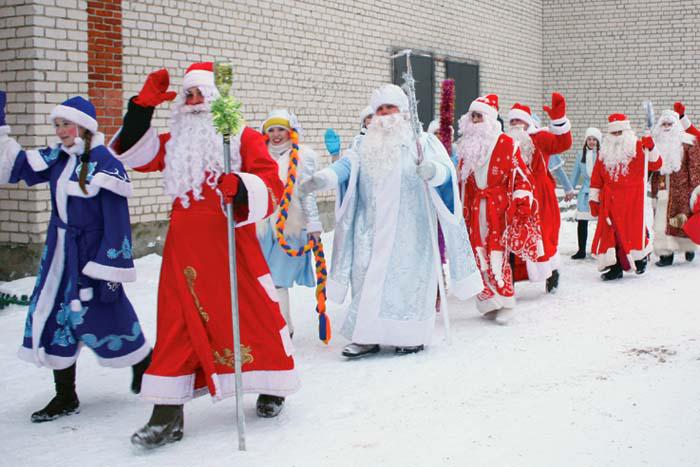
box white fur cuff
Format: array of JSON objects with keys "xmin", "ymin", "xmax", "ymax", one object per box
[
  {"xmin": 549, "ymin": 117, "xmax": 571, "ymax": 135},
  {"xmin": 111, "ymin": 127, "xmax": 160, "ymax": 169},
  {"xmin": 0, "ymin": 133, "xmax": 21, "ymax": 184},
  {"xmin": 681, "ymin": 115, "xmax": 692, "ymax": 130}
]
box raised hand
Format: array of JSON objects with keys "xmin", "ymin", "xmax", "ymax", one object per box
[
  {"xmin": 543, "ymin": 92, "xmax": 566, "ymax": 121},
  {"xmin": 674, "ymin": 101, "xmax": 686, "ymax": 118},
  {"xmin": 134, "ymin": 69, "xmax": 177, "ymax": 108}
]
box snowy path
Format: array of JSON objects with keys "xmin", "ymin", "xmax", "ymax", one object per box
[{"xmin": 1, "ymin": 220, "xmax": 699, "ymax": 467}]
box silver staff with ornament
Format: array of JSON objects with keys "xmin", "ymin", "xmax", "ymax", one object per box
[{"xmin": 212, "ymin": 62, "xmax": 247, "ymax": 451}]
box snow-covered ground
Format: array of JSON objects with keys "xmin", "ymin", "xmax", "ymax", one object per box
[{"xmin": 1, "ymin": 220, "xmax": 699, "ymax": 467}]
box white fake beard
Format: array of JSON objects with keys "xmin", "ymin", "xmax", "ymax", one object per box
[
  {"xmin": 600, "ymin": 130, "xmax": 638, "ymax": 180},
  {"xmin": 506, "ymin": 126, "xmax": 534, "ymax": 166},
  {"xmin": 359, "ymin": 113, "xmax": 412, "ymax": 182},
  {"xmin": 455, "ymin": 113, "xmax": 501, "ymax": 180},
  {"xmin": 652, "ymin": 121, "xmax": 683, "ymax": 175},
  {"xmin": 163, "ymin": 87, "xmax": 228, "ymax": 208}
]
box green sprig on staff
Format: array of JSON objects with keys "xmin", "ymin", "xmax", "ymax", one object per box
[{"xmin": 211, "ymin": 94, "xmax": 244, "ymax": 136}]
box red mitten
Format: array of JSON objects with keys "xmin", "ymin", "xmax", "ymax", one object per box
[
  {"xmin": 590, "ymin": 201, "xmax": 599, "ymax": 217},
  {"xmin": 674, "ymin": 101, "xmax": 686, "ymax": 118},
  {"xmin": 217, "ymin": 173, "xmax": 240, "ymax": 204},
  {"xmin": 133, "ymin": 69, "xmax": 177, "ymax": 107},
  {"xmin": 543, "ymin": 92, "xmax": 566, "ymax": 120},
  {"xmin": 641, "ymin": 135, "xmax": 655, "ymax": 151}
]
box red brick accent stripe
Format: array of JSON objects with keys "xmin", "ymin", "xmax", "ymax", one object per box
[{"xmin": 87, "ymin": 0, "xmax": 122, "ymax": 139}]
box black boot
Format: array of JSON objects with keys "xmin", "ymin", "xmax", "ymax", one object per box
[
  {"xmin": 256, "ymin": 394, "xmax": 285, "ymax": 418},
  {"xmin": 546, "ymin": 269, "xmax": 560, "ymax": 293},
  {"xmin": 601, "ymin": 263, "xmax": 623, "ymax": 281},
  {"xmin": 571, "ymin": 220, "xmax": 588, "ymax": 260},
  {"xmin": 686, "ymin": 252, "xmax": 695, "ymax": 262},
  {"xmin": 31, "ymin": 364, "xmax": 80, "ymax": 423},
  {"xmin": 131, "ymin": 404, "xmax": 184, "ymax": 449},
  {"xmin": 655, "ymin": 255, "xmax": 674, "ymax": 267},
  {"xmin": 634, "ymin": 257, "xmax": 648, "ymax": 275},
  {"xmin": 131, "ymin": 350, "xmax": 152, "ymax": 394},
  {"xmin": 395, "ymin": 345, "xmax": 425, "ymax": 355}
]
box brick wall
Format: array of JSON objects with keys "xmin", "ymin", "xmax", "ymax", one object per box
[
  {"xmin": 0, "ymin": 0, "xmax": 544, "ymax": 278},
  {"xmin": 119, "ymin": 0, "xmax": 544, "ymax": 227},
  {"xmin": 0, "ymin": 0, "xmax": 88, "ymax": 278},
  {"xmin": 87, "ymin": 0, "xmax": 123, "ymax": 139},
  {"xmin": 542, "ymin": 0, "xmax": 700, "ymax": 171}
]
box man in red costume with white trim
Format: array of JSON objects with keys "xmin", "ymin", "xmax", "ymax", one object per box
[
  {"xmin": 457, "ymin": 94, "xmax": 542, "ymax": 325},
  {"xmin": 506, "ymin": 94, "xmax": 573, "ymax": 293},
  {"xmin": 111, "ymin": 63, "xmax": 299, "ymax": 449},
  {"xmin": 590, "ymin": 113, "xmax": 663, "ymax": 280}
]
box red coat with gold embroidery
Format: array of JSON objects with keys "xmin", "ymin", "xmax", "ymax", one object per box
[{"xmin": 114, "ymin": 126, "xmax": 299, "ymax": 403}]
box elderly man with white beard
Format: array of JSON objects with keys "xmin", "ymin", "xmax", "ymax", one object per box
[
  {"xmin": 505, "ymin": 95, "xmax": 572, "ymax": 293},
  {"xmin": 650, "ymin": 107, "xmax": 700, "ymax": 266},
  {"xmin": 456, "ymin": 95, "xmax": 542, "ymax": 325},
  {"xmin": 110, "ymin": 63, "xmax": 300, "ymax": 448},
  {"xmin": 589, "ymin": 113, "xmax": 663, "ymax": 280},
  {"xmin": 300, "ymin": 84, "xmax": 483, "ymax": 358}
]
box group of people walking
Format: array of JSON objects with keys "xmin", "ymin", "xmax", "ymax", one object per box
[{"xmin": 0, "ymin": 61, "xmax": 698, "ymax": 449}]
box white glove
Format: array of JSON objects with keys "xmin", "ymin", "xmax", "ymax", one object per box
[
  {"xmin": 299, "ymin": 174, "xmax": 324, "ymax": 196},
  {"xmin": 416, "ymin": 161, "xmax": 437, "ymax": 181}
]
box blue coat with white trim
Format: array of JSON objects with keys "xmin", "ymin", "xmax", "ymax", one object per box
[{"xmin": 0, "ymin": 128, "xmax": 148, "ymax": 369}]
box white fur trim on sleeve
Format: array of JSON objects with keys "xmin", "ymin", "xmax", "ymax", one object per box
[
  {"xmin": 25, "ymin": 149, "xmax": 49, "ymax": 172},
  {"xmin": 236, "ymin": 172, "xmax": 270, "ymax": 226},
  {"xmin": 590, "ymin": 187, "xmax": 600, "ymax": 202},
  {"xmin": 0, "ymin": 130, "xmax": 21, "ymax": 184},
  {"xmin": 680, "ymin": 115, "xmax": 692, "ymax": 130},
  {"xmin": 316, "ymin": 167, "xmax": 339, "ymax": 190},
  {"xmin": 82, "ymin": 261, "xmax": 137, "ymax": 283},
  {"xmin": 648, "ymin": 146, "xmax": 661, "ymax": 163},
  {"xmin": 690, "ymin": 185, "xmax": 700, "ymax": 212},
  {"xmin": 90, "ymin": 172, "xmax": 133, "ymax": 197},
  {"xmin": 426, "ymin": 160, "xmax": 449, "ymax": 187},
  {"xmin": 549, "ymin": 117, "xmax": 571, "ymax": 135},
  {"xmin": 111, "ymin": 127, "xmax": 160, "ymax": 169},
  {"xmin": 306, "ymin": 220, "xmax": 323, "ymax": 233}
]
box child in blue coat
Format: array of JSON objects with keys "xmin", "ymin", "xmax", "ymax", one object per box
[{"xmin": 0, "ymin": 93, "xmax": 151, "ymax": 422}]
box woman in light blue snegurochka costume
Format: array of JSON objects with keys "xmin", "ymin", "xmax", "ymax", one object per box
[
  {"xmin": 258, "ymin": 109, "xmax": 322, "ymax": 337},
  {"xmin": 569, "ymin": 127, "xmax": 602, "ymax": 259},
  {"xmin": 0, "ymin": 91, "xmax": 151, "ymax": 423}
]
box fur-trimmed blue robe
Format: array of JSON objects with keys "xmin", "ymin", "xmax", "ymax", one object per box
[{"xmin": 0, "ymin": 128, "xmax": 149, "ymax": 369}]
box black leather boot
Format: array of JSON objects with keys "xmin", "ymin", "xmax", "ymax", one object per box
[
  {"xmin": 546, "ymin": 269, "xmax": 560, "ymax": 293},
  {"xmin": 601, "ymin": 263, "xmax": 623, "ymax": 281},
  {"xmin": 131, "ymin": 350, "xmax": 152, "ymax": 394},
  {"xmin": 31, "ymin": 363, "xmax": 80, "ymax": 423},
  {"xmin": 655, "ymin": 255, "xmax": 674, "ymax": 267},
  {"xmin": 131, "ymin": 404, "xmax": 184, "ymax": 449},
  {"xmin": 256, "ymin": 394, "xmax": 285, "ymax": 418}
]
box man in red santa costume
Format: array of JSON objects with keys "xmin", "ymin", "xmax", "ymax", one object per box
[
  {"xmin": 111, "ymin": 63, "xmax": 299, "ymax": 448},
  {"xmin": 589, "ymin": 113, "xmax": 663, "ymax": 280},
  {"xmin": 506, "ymin": 93, "xmax": 572, "ymax": 293},
  {"xmin": 456, "ymin": 94, "xmax": 542, "ymax": 325},
  {"xmin": 650, "ymin": 104, "xmax": 700, "ymax": 266}
]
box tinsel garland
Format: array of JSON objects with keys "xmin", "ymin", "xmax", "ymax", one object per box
[
  {"xmin": 438, "ymin": 79, "xmax": 455, "ymax": 153},
  {"xmin": 0, "ymin": 292, "xmax": 29, "ymax": 310}
]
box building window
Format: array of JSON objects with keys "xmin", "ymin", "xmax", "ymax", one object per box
[
  {"xmin": 391, "ymin": 51, "xmax": 435, "ymax": 131},
  {"xmin": 446, "ymin": 60, "xmax": 480, "ymax": 131}
]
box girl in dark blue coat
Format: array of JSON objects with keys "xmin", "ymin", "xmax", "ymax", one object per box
[{"xmin": 0, "ymin": 93, "xmax": 151, "ymax": 422}]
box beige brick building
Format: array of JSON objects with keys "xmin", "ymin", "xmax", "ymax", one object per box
[{"xmin": 1, "ymin": 0, "xmax": 697, "ymax": 278}]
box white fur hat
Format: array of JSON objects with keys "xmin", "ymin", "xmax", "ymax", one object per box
[{"xmin": 370, "ymin": 84, "xmax": 409, "ymax": 113}]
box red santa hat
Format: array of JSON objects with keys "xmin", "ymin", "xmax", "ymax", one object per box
[
  {"xmin": 507, "ymin": 103, "xmax": 535, "ymax": 129},
  {"xmin": 468, "ymin": 94, "xmax": 499, "ymax": 121},
  {"xmin": 182, "ymin": 62, "xmax": 215, "ymax": 91},
  {"xmin": 607, "ymin": 113, "xmax": 632, "ymax": 133}
]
